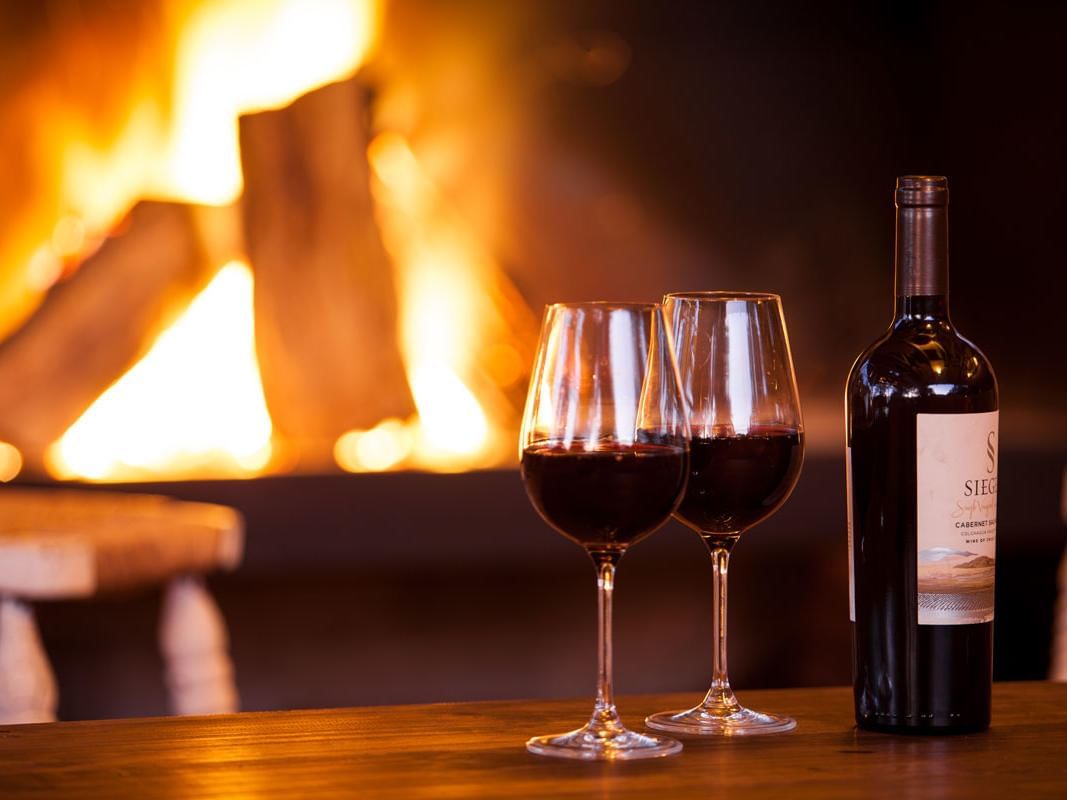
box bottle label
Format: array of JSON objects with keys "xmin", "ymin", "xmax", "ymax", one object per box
[
  {"xmin": 846, "ymin": 445, "xmax": 855, "ymax": 622},
  {"xmin": 916, "ymin": 411, "xmax": 998, "ymax": 625}
]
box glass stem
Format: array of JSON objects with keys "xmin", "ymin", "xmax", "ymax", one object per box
[
  {"xmin": 703, "ymin": 535, "xmax": 740, "ymax": 713},
  {"xmin": 590, "ymin": 552, "xmax": 624, "ymax": 732}
]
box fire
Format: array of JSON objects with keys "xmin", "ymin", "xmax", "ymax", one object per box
[
  {"xmin": 353, "ymin": 132, "xmax": 520, "ymax": 472},
  {"xmin": 35, "ymin": 0, "xmax": 378, "ymax": 481},
  {"xmin": 334, "ymin": 418, "xmax": 412, "ymax": 473},
  {"xmin": 163, "ymin": 0, "xmax": 378, "ymax": 204},
  {"xmin": 18, "ymin": 0, "xmax": 537, "ymax": 480},
  {"xmin": 46, "ymin": 261, "xmax": 273, "ymax": 481},
  {"xmin": 96, "ymin": 0, "xmax": 380, "ymax": 209},
  {"xmin": 334, "ymin": 131, "xmax": 537, "ymax": 474},
  {"xmin": 5, "ymin": 0, "xmax": 379, "ymax": 333},
  {"xmin": 409, "ymin": 365, "xmax": 490, "ymax": 458}
]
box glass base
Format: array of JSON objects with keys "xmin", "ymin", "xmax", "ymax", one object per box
[
  {"xmin": 527, "ymin": 723, "xmax": 682, "ymax": 760},
  {"xmin": 645, "ymin": 704, "xmax": 796, "ymax": 737}
]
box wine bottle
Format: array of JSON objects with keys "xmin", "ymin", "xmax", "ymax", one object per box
[{"xmin": 846, "ymin": 175, "xmax": 998, "ymax": 733}]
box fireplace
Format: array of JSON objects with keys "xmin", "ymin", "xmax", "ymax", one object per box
[{"xmin": 0, "ymin": 0, "xmax": 545, "ymax": 482}]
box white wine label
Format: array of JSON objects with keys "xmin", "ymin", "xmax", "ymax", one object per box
[
  {"xmin": 916, "ymin": 411, "xmax": 998, "ymax": 625},
  {"xmin": 846, "ymin": 446, "xmax": 855, "ymax": 622}
]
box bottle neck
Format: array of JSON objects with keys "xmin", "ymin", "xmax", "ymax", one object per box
[
  {"xmin": 892, "ymin": 178, "xmax": 951, "ymax": 322},
  {"xmin": 894, "ymin": 204, "xmax": 949, "ymax": 321}
]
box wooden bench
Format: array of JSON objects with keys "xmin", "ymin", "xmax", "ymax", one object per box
[{"xmin": 0, "ymin": 488, "xmax": 243, "ymax": 723}]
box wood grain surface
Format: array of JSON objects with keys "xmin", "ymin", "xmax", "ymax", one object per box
[
  {"xmin": 0, "ymin": 489, "xmax": 243, "ymax": 597},
  {"xmin": 1, "ymin": 683, "xmax": 1065, "ymax": 798}
]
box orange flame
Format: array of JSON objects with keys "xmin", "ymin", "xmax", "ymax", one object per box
[
  {"xmin": 350, "ymin": 132, "xmax": 520, "ymax": 472},
  {"xmin": 10, "ymin": 1, "xmax": 379, "ymax": 327},
  {"xmin": 34, "ymin": 1, "xmax": 536, "ymax": 480},
  {"xmin": 42, "ymin": 1, "xmax": 379, "ymax": 481},
  {"xmin": 162, "ymin": 0, "xmax": 378, "ymax": 204},
  {"xmin": 47, "ymin": 262, "xmax": 273, "ymax": 481}
]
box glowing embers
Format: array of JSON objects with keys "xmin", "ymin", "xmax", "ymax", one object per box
[
  {"xmin": 47, "ymin": 262, "xmax": 273, "ymax": 481},
  {"xmin": 333, "ymin": 371, "xmax": 491, "ymax": 473},
  {"xmin": 0, "ymin": 442, "xmax": 22, "ymax": 482},
  {"xmin": 335, "ymin": 418, "xmax": 411, "ymax": 473}
]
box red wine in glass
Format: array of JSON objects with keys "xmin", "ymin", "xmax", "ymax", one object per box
[
  {"xmin": 522, "ymin": 442, "xmax": 687, "ymax": 551},
  {"xmin": 675, "ymin": 427, "xmax": 802, "ymax": 536}
]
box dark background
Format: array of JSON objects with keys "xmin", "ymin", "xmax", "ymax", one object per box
[
  {"xmin": 29, "ymin": 0, "xmax": 1067, "ymax": 719},
  {"xmin": 532, "ymin": 0, "xmax": 1067, "ymax": 435}
]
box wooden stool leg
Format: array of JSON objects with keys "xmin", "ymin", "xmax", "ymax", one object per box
[
  {"xmin": 159, "ymin": 576, "xmax": 238, "ymax": 715},
  {"xmin": 0, "ymin": 597, "xmax": 58, "ymax": 724}
]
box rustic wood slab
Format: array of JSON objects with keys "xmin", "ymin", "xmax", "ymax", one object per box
[
  {"xmin": 0, "ymin": 488, "xmax": 243, "ymax": 597},
  {"xmin": 0, "ymin": 683, "xmax": 1064, "ymax": 798}
]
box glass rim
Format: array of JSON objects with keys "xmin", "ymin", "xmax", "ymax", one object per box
[
  {"xmin": 664, "ymin": 290, "xmax": 781, "ymax": 303},
  {"xmin": 546, "ymin": 300, "xmax": 661, "ymax": 311}
]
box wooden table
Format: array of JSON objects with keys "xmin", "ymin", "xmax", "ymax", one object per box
[{"xmin": 1, "ymin": 683, "xmax": 1065, "ymax": 798}]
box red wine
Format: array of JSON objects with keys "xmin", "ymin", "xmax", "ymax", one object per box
[
  {"xmin": 847, "ymin": 176, "xmax": 997, "ymax": 733},
  {"xmin": 521, "ymin": 442, "xmax": 687, "ymax": 552},
  {"xmin": 674, "ymin": 428, "xmax": 802, "ymax": 536}
]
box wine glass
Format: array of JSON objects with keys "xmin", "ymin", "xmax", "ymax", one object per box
[
  {"xmin": 520, "ymin": 302, "xmax": 690, "ymax": 760},
  {"xmin": 646, "ymin": 291, "xmax": 804, "ymax": 736}
]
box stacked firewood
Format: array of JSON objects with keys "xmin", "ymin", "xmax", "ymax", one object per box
[{"xmin": 0, "ymin": 77, "xmax": 414, "ymax": 476}]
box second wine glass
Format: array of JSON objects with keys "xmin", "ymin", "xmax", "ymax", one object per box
[{"xmin": 646, "ymin": 291, "xmax": 804, "ymax": 736}]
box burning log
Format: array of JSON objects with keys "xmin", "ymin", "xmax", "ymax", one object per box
[
  {"xmin": 239, "ymin": 78, "xmax": 415, "ymax": 464},
  {"xmin": 0, "ymin": 202, "xmax": 239, "ymax": 472}
]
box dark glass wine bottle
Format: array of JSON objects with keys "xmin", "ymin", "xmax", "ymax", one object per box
[{"xmin": 846, "ymin": 176, "xmax": 998, "ymax": 733}]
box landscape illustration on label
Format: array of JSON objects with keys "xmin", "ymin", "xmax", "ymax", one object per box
[{"xmin": 917, "ymin": 546, "xmax": 995, "ymax": 624}]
